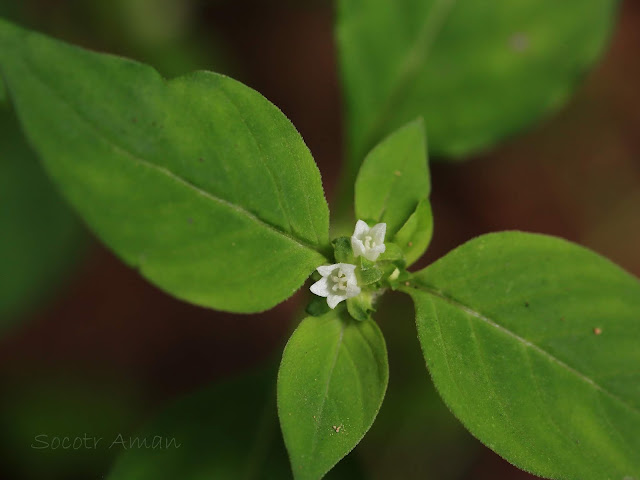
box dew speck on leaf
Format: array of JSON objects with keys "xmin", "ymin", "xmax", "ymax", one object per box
[{"xmin": 509, "ymin": 33, "xmax": 530, "ymax": 52}]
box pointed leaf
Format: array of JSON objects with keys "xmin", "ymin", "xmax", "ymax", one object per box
[
  {"xmin": 0, "ymin": 19, "xmax": 329, "ymax": 313},
  {"xmin": 278, "ymin": 311, "xmax": 388, "ymax": 480},
  {"xmin": 354, "ymin": 118, "xmax": 430, "ymax": 237},
  {"xmin": 403, "ymin": 232, "xmax": 640, "ymax": 480},
  {"xmin": 337, "ymin": 0, "xmax": 618, "ymax": 166},
  {"xmin": 393, "ymin": 198, "xmax": 433, "ymax": 266}
]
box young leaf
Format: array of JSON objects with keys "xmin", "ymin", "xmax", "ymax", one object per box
[
  {"xmin": 332, "ymin": 236, "xmax": 356, "ymax": 264},
  {"xmin": 278, "ymin": 311, "xmax": 389, "ymax": 480},
  {"xmin": 0, "ymin": 18, "xmax": 329, "ymax": 313},
  {"xmin": 0, "ymin": 105, "xmax": 85, "ymax": 329},
  {"xmin": 337, "ymin": 0, "xmax": 618, "ymax": 167},
  {"xmin": 403, "ymin": 232, "xmax": 640, "ymax": 480},
  {"xmin": 354, "ymin": 118, "xmax": 430, "ymax": 237},
  {"xmin": 393, "ymin": 198, "xmax": 433, "ymax": 266},
  {"xmin": 346, "ymin": 293, "xmax": 374, "ymax": 322}
]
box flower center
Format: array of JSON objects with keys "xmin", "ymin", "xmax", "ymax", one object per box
[
  {"xmin": 364, "ymin": 235, "xmax": 376, "ymax": 250},
  {"xmin": 331, "ymin": 270, "xmax": 348, "ymax": 292}
]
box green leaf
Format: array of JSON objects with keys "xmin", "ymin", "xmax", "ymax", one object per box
[
  {"xmin": 0, "ymin": 105, "xmax": 85, "ymax": 328},
  {"xmin": 332, "ymin": 236, "xmax": 355, "ymax": 264},
  {"xmin": 108, "ymin": 368, "xmax": 290, "ymax": 480},
  {"xmin": 0, "ymin": 18, "xmax": 329, "ymax": 313},
  {"xmin": 378, "ymin": 242, "xmax": 404, "ymax": 264},
  {"xmin": 356, "ymin": 257, "xmax": 383, "ymax": 286},
  {"xmin": 1, "ymin": 377, "xmax": 139, "ymax": 479},
  {"xmin": 306, "ymin": 295, "xmax": 332, "ymax": 317},
  {"xmin": 278, "ymin": 311, "xmax": 389, "ymax": 480},
  {"xmin": 354, "ymin": 118, "xmax": 430, "ymax": 237},
  {"xmin": 403, "ymin": 232, "xmax": 640, "ymax": 480},
  {"xmin": 346, "ymin": 292, "xmax": 375, "ymax": 322},
  {"xmin": 393, "ymin": 198, "xmax": 433, "ymax": 266},
  {"xmin": 107, "ymin": 367, "xmax": 367, "ymax": 480},
  {"xmin": 337, "ymin": 0, "xmax": 618, "ymax": 166},
  {"xmin": 358, "ymin": 294, "xmax": 481, "ymax": 480}
]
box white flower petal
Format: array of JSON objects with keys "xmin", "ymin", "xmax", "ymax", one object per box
[
  {"xmin": 351, "ymin": 237, "xmax": 366, "ymax": 258},
  {"xmin": 363, "ymin": 250, "xmax": 378, "ymax": 261},
  {"xmin": 310, "ymin": 277, "xmax": 330, "ymax": 297},
  {"xmin": 345, "ymin": 284, "xmax": 361, "ymax": 298},
  {"xmin": 338, "ymin": 263, "xmax": 356, "ymax": 274},
  {"xmin": 370, "ymin": 223, "xmax": 387, "ymax": 244},
  {"xmin": 354, "ymin": 219, "xmax": 370, "ymax": 238},
  {"xmin": 327, "ymin": 294, "xmax": 346, "ymax": 309},
  {"xmin": 342, "ymin": 269, "xmax": 358, "ymax": 285},
  {"xmin": 317, "ymin": 265, "xmax": 336, "ymax": 277}
]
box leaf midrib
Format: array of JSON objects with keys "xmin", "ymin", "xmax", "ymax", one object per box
[
  {"xmin": 309, "ymin": 319, "xmax": 345, "ymax": 459},
  {"xmin": 356, "ymin": 0, "xmax": 458, "ymax": 159},
  {"xmin": 19, "ymin": 55, "xmax": 324, "ymax": 257},
  {"xmin": 405, "ymin": 283, "xmax": 640, "ymax": 418},
  {"xmin": 376, "ymin": 141, "xmax": 411, "ymax": 223}
]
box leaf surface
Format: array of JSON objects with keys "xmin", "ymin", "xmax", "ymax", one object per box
[
  {"xmin": 393, "ymin": 198, "xmax": 433, "ymax": 266},
  {"xmin": 0, "ymin": 18, "xmax": 329, "ymax": 313},
  {"xmin": 278, "ymin": 311, "xmax": 388, "ymax": 479},
  {"xmin": 354, "ymin": 118, "xmax": 431, "ymax": 241},
  {"xmin": 404, "ymin": 232, "xmax": 640, "ymax": 479},
  {"xmin": 337, "ymin": 0, "xmax": 618, "ymax": 168}
]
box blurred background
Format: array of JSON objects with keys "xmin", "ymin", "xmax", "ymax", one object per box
[{"xmin": 0, "ymin": 0, "xmax": 638, "ymax": 479}]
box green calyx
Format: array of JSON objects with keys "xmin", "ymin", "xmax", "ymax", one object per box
[{"xmin": 305, "ymin": 236, "xmax": 410, "ymax": 321}]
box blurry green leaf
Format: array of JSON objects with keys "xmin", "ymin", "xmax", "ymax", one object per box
[
  {"xmin": 0, "ymin": 18, "xmax": 329, "ymax": 313},
  {"xmin": 77, "ymin": 0, "xmax": 229, "ymax": 79},
  {"xmin": 0, "ymin": 78, "xmax": 5, "ymax": 104},
  {"xmin": 354, "ymin": 118, "xmax": 430, "ymax": 237},
  {"xmin": 108, "ymin": 367, "xmax": 366, "ymax": 480},
  {"xmin": 393, "ymin": 199, "xmax": 433, "ymax": 266},
  {"xmin": 337, "ymin": 0, "xmax": 618, "ymax": 169},
  {"xmin": 108, "ymin": 369, "xmax": 289, "ymax": 480},
  {"xmin": 404, "ymin": 232, "xmax": 640, "ymax": 479},
  {"xmin": 0, "ymin": 106, "xmax": 85, "ymax": 328},
  {"xmin": 0, "ymin": 377, "xmax": 139, "ymax": 480},
  {"xmin": 278, "ymin": 311, "xmax": 388, "ymax": 480}
]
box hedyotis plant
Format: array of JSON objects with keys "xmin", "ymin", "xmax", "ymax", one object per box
[{"xmin": 1, "ymin": 17, "xmax": 639, "ymax": 480}]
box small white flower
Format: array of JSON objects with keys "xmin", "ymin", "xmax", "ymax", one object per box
[
  {"xmin": 351, "ymin": 220, "xmax": 386, "ymax": 261},
  {"xmin": 310, "ymin": 263, "xmax": 361, "ymax": 309}
]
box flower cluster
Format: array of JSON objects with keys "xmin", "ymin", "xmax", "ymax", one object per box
[{"xmin": 310, "ymin": 220, "xmax": 387, "ymax": 309}]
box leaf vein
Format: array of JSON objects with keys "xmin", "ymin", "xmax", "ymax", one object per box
[
  {"xmin": 21, "ymin": 56, "xmax": 322, "ymax": 256},
  {"xmin": 358, "ymin": 0, "xmax": 458, "ymax": 157},
  {"xmin": 309, "ymin": 320, "xmax": 346, "ymax": 457},
  {"xmin": 407, "ymin": 283, "xmax": 640, "ymax": 417}
]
